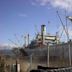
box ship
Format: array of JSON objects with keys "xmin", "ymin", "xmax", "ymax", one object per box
[
  {"xmin": 0, "ymin": 24, "xmax": 72, "ymax": 72},
  {"xmin": 1, "ymin": 17, "xmax": 72, "ymax": 72},
  {"xmin": 18, "ymin": 24, "xmax": 72, "ymax": 72}
]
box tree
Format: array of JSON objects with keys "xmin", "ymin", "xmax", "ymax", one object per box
[{"xmin": 0, "ymin": 56, "xmax": 5, "ymax": 72}]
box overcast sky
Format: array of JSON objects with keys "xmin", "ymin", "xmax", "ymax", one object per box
[{"xmin": 0, "ymin": 0, "xmax": 72, "ymax": 47}]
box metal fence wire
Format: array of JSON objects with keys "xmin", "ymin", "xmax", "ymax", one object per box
[{"xmin": 0, "ymin": 42, "xmax": 72, "ymax": 72}]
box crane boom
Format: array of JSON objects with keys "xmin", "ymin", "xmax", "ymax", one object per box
[
  {"xmin": 8, "ymin": 39, "xmax": 19, "ymax": 47},
  {"xmin": 56, "ymin": 11, "xmax": 69, "ymax": 41}
]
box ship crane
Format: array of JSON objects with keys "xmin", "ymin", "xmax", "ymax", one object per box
[
  {"xmin": 56, "ymin": 11, "xmax": 71, "ymax": 66},
  {"xmin": 8, "ymin": 39, "xmax": 19, "ymax": 47},
  {"xmin": 56, "ymin": 11, "xmax": 69, "ymax": 41},
  {"xmin": 34, "ymin": 24, "xmax": 39, "ymax": 37},
  {"xmin": 14, "ymin": 34, "xmax": 21, "ymax": 46}
]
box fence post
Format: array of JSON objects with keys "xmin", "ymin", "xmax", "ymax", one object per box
[
  {"xmin": 68, "ymin": 41, "xmax": 71, "ymax": 66},
  {"xmin": 47, "ymin": 43, "xmax": 49, "ymax": 67},
  {"xmin": 30, "ymin": 54, "xmax": 32, "ymax": 70}
]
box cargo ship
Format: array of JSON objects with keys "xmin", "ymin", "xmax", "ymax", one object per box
[{"xmin": 18, "ymin": 24, "xmax": 72, "ymax": 72}]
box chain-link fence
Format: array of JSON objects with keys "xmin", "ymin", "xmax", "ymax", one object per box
[{"xmin": 1, "ymin": 42, "xmax": 72, "ymax": 72}]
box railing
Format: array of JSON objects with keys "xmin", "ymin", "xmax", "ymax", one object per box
[{"xmin": 30, "ymin": 66, "xmax": 72, "ymax": 72}]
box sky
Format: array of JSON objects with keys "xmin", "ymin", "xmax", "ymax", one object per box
[{"xmin": 0, "ymin": 0, "xmax": 72, "ymax": 48}]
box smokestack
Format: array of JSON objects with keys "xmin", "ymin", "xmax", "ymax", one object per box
[
  {"xmin": 41, "ymin": 25, "xmax": 46, "ymax": 45},
  {"xmin": 41, "ymin": 25, "xmax": 46, "ymax": 36}
]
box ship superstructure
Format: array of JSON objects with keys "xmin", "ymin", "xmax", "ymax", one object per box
[{"xmin": 27, "ymin": 25, "xmax": 60, "ymax": 49}]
